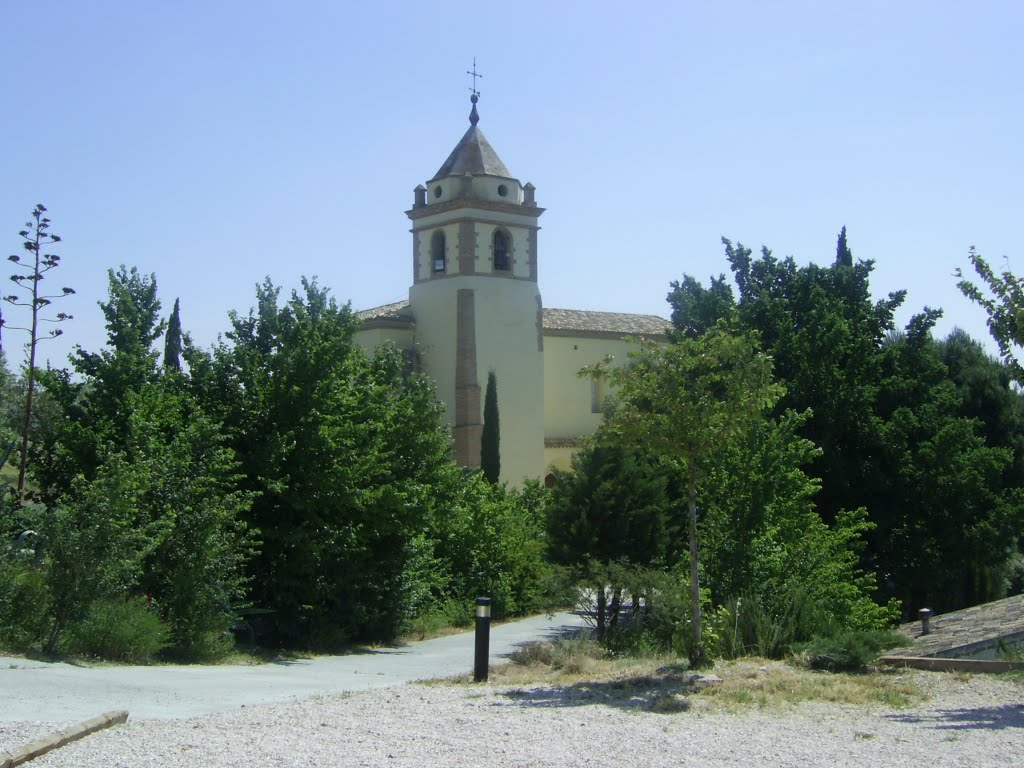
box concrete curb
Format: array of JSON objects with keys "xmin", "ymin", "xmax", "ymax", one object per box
[
  {"xmin": 879, "ymin": 656, "xmax": 1024, "ymax": 673},
  {"xmin": 0, "ymin": 710, "xmax": 128, "ymax": 767}
]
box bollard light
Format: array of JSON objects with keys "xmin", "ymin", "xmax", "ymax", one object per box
[
  {"xmin": 919, "ymin": 607, "xmax": 934, "ymax": 636},
  {"xmin": 473, "ymin": 597, "xmax": 492, "ymax": 682}
]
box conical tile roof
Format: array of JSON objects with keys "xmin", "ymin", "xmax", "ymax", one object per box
[{"xmin": 430, "ymin": 95, "xmax": 511, "ymax": 181}]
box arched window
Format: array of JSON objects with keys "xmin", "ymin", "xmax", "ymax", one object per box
[
  {"xmin": 431, "ymin": 230, "xmax": 446, "ymax": 273},
  {"xmin": 493, "ymin": 229, "xmax": 511, "ymax": 272},
  {"xmin": 544, "ymin": 473, "xmax": 557, "ymax": 489}
]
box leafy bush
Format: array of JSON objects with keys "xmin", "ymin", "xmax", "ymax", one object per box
[
  {"xmin": 800, "ymin": 629, "xmax": 911, "ymax": 672},
  {"xmin": 707, "ymin": 590, "xmax": 836, "ymax": 660},
  {"xmin": 65, "ymin": 597, "xmax": 169, "ymax": 663},
  {"xmin": 0, "ymin": 557, "xmax": 50, "ymax": 651}
]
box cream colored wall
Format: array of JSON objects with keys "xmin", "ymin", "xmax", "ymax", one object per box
[
  {"xmin": 409, "ymin": 274, "xmax": 544, "ymax": 485},
  {"xmin": 471, "ymin": 278, "xmax": 544, "ymax": 484},
  {"xmin": 408, "ymin": 282, "xmax": 459, "ymax": 426},
  {"xmin": 542, "ymin": 334, "xmax": 643, "ymax": 439},
  {"xmin": 543, "ymin": 447, "xmax": 576, "ymax": 475},
  {"xmin": 424, "ymin": 177, "xmax": 522, "ymax": 206},
  {"xmin": 353, "ymin": 326, "xmax": 414, "ymax": 356}
]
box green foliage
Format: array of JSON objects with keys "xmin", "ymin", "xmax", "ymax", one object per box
[
  {"xmin": 427, "ymin": 472, "xmax": 550, "ymax": 621},
  {"xmin": 592, "ymin": 328, "xmax": 784, "ymax": 664},
  {"xmin": 0, "ymin": 523, "xmax": 50, "ymax": 651},
  {"xmin": 189, "ymin": 278, "xmax": 464, "ymax": 645},
  {"xmin": 671, "ymin": 232, "xmax": 1024, "ymax": 621},
  {"xmin": 26, "ymin": 267, "xmax": 254, "ymax": 659},
  {"xmin": 956, "ymin": 247, "xmax": 1024, "ymax": 383},
  {"xmin": 481, "ymin": 370, "xmax": 500, "ymax": 483},
  {"xmin": 163, "ymin": 297, "xmax": 183, "ymax": 371},
  {"xmin": 700, "ymin": 411, "xmax": 898, "ymax": 630},
  {"xmin": 666, "ymin": 274, "xmax": 735, "ymax": 340},
  {"xmin": 707, "ymin": 591, "xmax": 836, "ymax": 660},
  {"xmin": 547, "ymin": 443, "xmax": 681, "ymax": 570},
  {"xmin": 866, "ymin": 316, "xmax": 1024, "ymax": 612},
  {"xmin": 801, "ymin": 630, "xmax": 910, "ymax": 672},
  {"xmin": 64, "ymin": 596, "xmax": 169, "ymax": 663}
]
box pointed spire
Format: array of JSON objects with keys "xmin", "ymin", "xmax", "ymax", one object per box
[{"xmin": 469, "ymin": 93, "xmax": 479, "ymax": 126}]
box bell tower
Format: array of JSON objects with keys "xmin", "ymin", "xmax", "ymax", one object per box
[{"xmin": 407, "ymin": 93, "xmax": 545, "ymax": 483}]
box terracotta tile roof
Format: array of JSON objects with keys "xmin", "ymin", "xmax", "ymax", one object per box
[
  {"xmin": 542, "ymin": 307, "xmax": 672, "ymax": 337},
  {"xmin": 354, "ymin": 301, "xmax": 672, "ymax": 337}
]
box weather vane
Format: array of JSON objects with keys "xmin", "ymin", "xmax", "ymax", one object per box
[{"xmin": 467, "ymin": 57, "xmax": 483, "ymax": 97}]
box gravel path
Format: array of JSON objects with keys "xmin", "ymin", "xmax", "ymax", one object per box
[{"xmin": 7, "ymin": 670, "xmax": 1023, "ymax": 767}]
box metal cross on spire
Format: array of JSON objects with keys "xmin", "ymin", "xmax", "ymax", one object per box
[{"xmin": 467, "ymin": 57, "xmax": 483, "ymax": 96}]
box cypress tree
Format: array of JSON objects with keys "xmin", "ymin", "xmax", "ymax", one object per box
[
  {"xmin": 481, "ymin": 370, "xmax": 500, "ymax": 483},
  {"xmin": 164, "ymin": 298, "xmax": 182, "ymax": 371},
  {"xmin": 835, "ymin": 226, "xmax": 853, "ymax": 267}
]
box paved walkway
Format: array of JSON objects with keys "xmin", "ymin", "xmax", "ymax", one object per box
[{"xmin": 0, "ymin": 611, "xmax": 587, "ymax": 722}]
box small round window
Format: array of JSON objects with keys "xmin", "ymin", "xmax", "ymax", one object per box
[
  {"xmin": 497, "ymin": 184, "xmax": 508, "ymax": 197},
  {"xmin": 433, "ymin": 186, "xmax": 442, "ymax": 199}
]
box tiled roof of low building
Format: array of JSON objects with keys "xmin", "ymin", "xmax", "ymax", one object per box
[
  {"xmin": 542, "ymin": 307, "xmax": 672, "ymax": 336},
  {"xmin": 354, "ymin": 300, "xmax": 413, "ymax": 322},
  {"xmin": 354, "ymin": 301, "xmax": 671, "ymax": 337},
  {"xmin": 886, "ymin": 593, "xmax": 1024, "ymax": 659}
]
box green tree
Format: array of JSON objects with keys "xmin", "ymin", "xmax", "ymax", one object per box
[
  {"xmin": 164, "ymin": 298, "xmax": 183, "ymax": 371},
  {"xmin": 699, "ymin": 409, "xmax": 896, "ymax": 632},
  {"xmin": 188, "ymin": 278, "xmax": 457, "ymax": 644},
  {"xmin": 836, "ymin": 225, "xmax": 853, "ymax": 267},
  {"xmin": 956, "ymin": 247, "xmax": 1024, "ymax": 383},
  {"xmin": 481, "ymin": 370, "xmax": 500, "ymax": 483},
  {"xmin": 591, "ymin": 329, "xmax": 783, "ymax": 665},
  {"xmin": 864, "ymin": 312, "xmax": 1024, "ymax": 613},
  {"xmin": 35, "ymin": 266, "xmax": 165, "ymax": 497},
  {"xmin": 33, "ymin": 267, "xmax": 254, "ymax": 658},
  {"xmin": 719, "ymin": 236, "xmax": 904, "ymax": 523},
  {"xmin": 3, "ymin": 205, "xmax": 75, "ymax": 493},
  {"xmin": 546, "ymin": 442, "xmax": 682, "ymax": 635},
  {"xmin": 666, "ymin": 274, "xmax": 735, "ymax": 340}
]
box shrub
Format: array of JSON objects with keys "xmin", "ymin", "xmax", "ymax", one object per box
[
  {"xmin": 0, "ymin": 558, "xmax": 50, "ymax": 651},
  {"xmin": 65, "ymin": 597, "xmax": 169, "ymax": 663},
  {"xmin": 707, "ymin": 590, "xmax": 836, "ymax": 660},
  {"xmin": 800, "ymin": 629, "xmax": 911, "ymax": 672}
]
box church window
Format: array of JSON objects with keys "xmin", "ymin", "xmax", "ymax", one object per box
[
  {"xmin": 497, "ymin": 184, "xmax": 508, "ymax": 197},
  {"xmin": 433, "ymin": 185, "xmax": 442, "ymax": 199},
  {"xmin": 493, "ymin": 229, "xmax": 511, "ymax": 272},
  {"xmin": 591, "ymin": 376, "xmax": 606, "ymax": 414},
  {"xmin": 431, "ymin": 230, "xmax": 446, "ymax": 273}
]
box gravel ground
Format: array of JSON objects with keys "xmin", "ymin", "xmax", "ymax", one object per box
[{"xmin": 7, "ymin": 670, "xmax": 1023, "ymax": 767}]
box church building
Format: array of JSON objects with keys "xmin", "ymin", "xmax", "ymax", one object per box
[{"xmin": 355, "ymin": 94, "xmax": 670, "ymax": 484}]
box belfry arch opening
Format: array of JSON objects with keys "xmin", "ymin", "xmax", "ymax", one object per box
[
  {"xmin": 493, "ymin": 228, "xmax": 511, "ymax": 272},
  {"xmin": 431, "ymin": 230, "xmax": 446, "ymax": 273}
]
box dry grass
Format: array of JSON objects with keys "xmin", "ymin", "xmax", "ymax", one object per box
[{"xmin": 459, "ymin": 641, "xmax": 926, "ymax": 713}]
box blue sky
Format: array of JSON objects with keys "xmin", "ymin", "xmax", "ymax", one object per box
[{"xmin": 1, "ymin": 1, "xmax": 1021, "ymax": 369}]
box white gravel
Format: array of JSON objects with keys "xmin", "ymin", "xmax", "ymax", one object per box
[{"xmin": 8, "ymin": 671, "xmax": 1024, "ymax": 767}]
